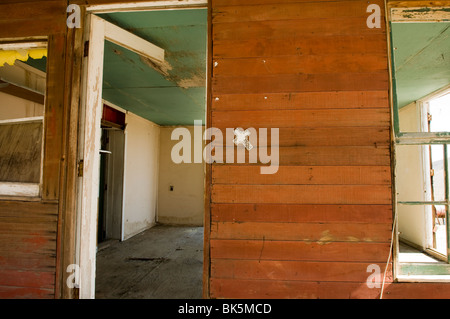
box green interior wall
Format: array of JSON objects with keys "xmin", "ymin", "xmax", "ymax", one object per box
[{"xmin": 392, "ymin": 22, "xmax": 450, "ymax": 109}]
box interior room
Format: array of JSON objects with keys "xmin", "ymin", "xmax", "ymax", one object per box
[
  {"xmin": 392, "ymin": 21, "xmax": 450, "ymax": 277},
  {"xmin": 88, "ymin": 8, "xmax": 208, "ymax": 298}
]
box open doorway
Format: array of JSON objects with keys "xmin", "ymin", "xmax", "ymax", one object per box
[
  {"xmin": 77, "ymin": 3, "xmax": 208, "ymax": 299},
  {"xmin": 98, "ymin": 103, "xmax": 126, "ymax": 244}
]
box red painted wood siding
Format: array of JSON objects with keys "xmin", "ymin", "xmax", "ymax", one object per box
[
  {"xmin": 0, "ymin": 202, "xmax": 58, "ymax": 299},
  {"xmin": 208, "ymin": 0, "xmax": 450, "ymax": 299}
]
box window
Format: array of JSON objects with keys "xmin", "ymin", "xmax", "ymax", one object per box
[
  {"xmin": 0, "ymin": 41, "xmax": 47, "ymax": 197},
  {"xmin": 395, "ymin": 91, "xmax": 450, "ymax": 279},
  {"xmin": 390, "ymin": 8, "xmax": 450, "ymax": 279}
]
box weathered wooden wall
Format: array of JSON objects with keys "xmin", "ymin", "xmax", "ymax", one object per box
[
  {"xmin": 0, "ymin": 0, "xmax": 72, "ymax": 299},
  {"xmin": 208, "ymin": 0, "xmax": 450, "ymax": 299}
]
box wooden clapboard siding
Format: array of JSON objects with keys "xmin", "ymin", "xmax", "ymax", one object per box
[
  {"xmin": 0, "ymin": 201, "xmax": 58, "ymax": 299},
  {"xmin": 209, "ymin": 0, "xmax": 395, "ymax": 299}
]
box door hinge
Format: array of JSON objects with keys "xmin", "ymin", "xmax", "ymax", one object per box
[
  {"xmin": 84, "ymin": 41, "xmax": 89, "ymax": 57},
  {"xmin": 431, "ymin": 169, "xmax": 435, "ymax": 177},
  {"xmin": 428, "ymin": 113, "xmax": 433, "ymax": 123},
  {"xmin": 78, "ymin": 160, "xmax": 84, "ymax": 177}
]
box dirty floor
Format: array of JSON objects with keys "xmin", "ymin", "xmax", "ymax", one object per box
[{"xmin": 95, "ymin": 225, "xmax": 204, "ymax": 299}]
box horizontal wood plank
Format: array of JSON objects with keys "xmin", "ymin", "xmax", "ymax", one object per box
[
  {"xmin": 0, "ymin": 269, "xmax": 55, "ymax": 289},
  {"xmin": 0, "ymin": 201, "xmax": 58, "ymax": 214},
  {"xmin": 0, "ymin": 18, "xmax": 65, "ymax": 38},
  {"xmin": 212, "ymin": 0, "xmax": 361, "ymax": 6},
  {"xmin": 209, "ymin": 127, "xmax": 390, "ymax": 147},
  {"xmin": 210, "ymin": 278, "xmax": 450, "ymax": 299},
  {"xmin": 0, "ymin": 255, "xmax": 56, "ymax": 272},
  {"xmin": 0, "ymin": 285, "xmax": 54, "ymax": 299},
  {"xmin": 212, "ymin": 73, "xmax": 389, "ymax": 94},
  {"xmin": 210, "ymin": 278, "xmax": 416, "ymax": 299},
  {"xmin": 213, "ymin": 54, "xmax": 388, "ymax": 77},
  {"xmin": 211, "ymin": 222, "xmax": 392, "ymax": 243},
  {"xmin": 213, "ymin": 18, "xmax": 385, "ymax": 42},
  {"xmin": 212, "ymin": 0, "xmax": 385, "ymax": 23},
  {"xmin": 212, "ymin": 91, "xmax": 389, "ymax": 111},
  {"xmin": 212, "ymin": 184, "xmax": 392, "ymax": 204},
  {"xmin": 212, "ymin": 146, "xmax": 390, "ymax": 166},
  {"xmin": 211, "ymin": 259, "xmax": 393, "ymax": 283},
  {"xmin": 213, "ymin": 34, "xmax": 388, "ymax": 58},
  {"xmin": 211, "ymin": 240, "xmax": 391, "ymax": 263},
  {"xmin": 212, "ymin": 109, "xmax": 390, "ymax": 128},
  {"xmin": 212, "ymin": 165, "xmax": 392, "ymax": 185},
  {"xmin": 0, "ymin": 1, "xmax": 66, "ymax": 20},
  {"xmin": 211, "ymin": 203, "xmax": 393, "ymax": 224},
  {"xmin": 0, "ymin": 233, "xmax": 57, "ymax": 255}
]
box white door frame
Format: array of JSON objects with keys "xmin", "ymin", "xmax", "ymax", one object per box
[{"xmin": 77, "ymin": 0, "xmax": 207, "ymax": 299}]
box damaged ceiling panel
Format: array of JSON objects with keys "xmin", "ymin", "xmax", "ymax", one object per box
[
  {"xmin": 99, "ymin": 9, "xmax": 207, "ymax": 126},
  {"xmin": 392, "ymin": 22, "xmax": 450, "ymax": 108}
]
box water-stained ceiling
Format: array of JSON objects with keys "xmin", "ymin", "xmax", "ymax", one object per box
[
  {"xmin": 392, "ymin": 22, "xmax": 450, "ymax": 108},
  {"xmin": 98, "ymin": 9, "xmax": 207, "ymax": 126}
]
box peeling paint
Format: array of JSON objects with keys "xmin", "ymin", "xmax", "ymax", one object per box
[
  {"xmin": 176, "ymin": 73, "xmax": 206, "ymax": 89},
  {"xmin": 317, "ymin": 231, "xmax": 334, "ymax": 245},
  {"xmin": 139, "ymin": 55, "xmax": 172, "ymax": 77},
  {"xmin": 0, "ymin": 49, "xmax": 47, "ymax": 67}
]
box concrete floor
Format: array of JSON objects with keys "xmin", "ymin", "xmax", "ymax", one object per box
[{"xmin": 95, "ymin": 225, "xmax": 204, "ymax": 299}]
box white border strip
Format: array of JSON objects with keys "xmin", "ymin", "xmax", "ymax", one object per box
[
  {"xmin": 0, "ymin": 116, "xmax": 44, "ymax": 125},
  {"xmin": 0, "ymin": 41, "xmax": 47, "ymax": 51},
  {"xmin": 391, "ymin": 7, "xmax": 450, "ymax": 23},
  {"xmin": 0, "ymin": 182, "xmax": 40, "ymax": 197},
  {"xmin": 103, "ymin": 18, "xmax": 164, "ymax": 64},
  {"xmin": 86, "ymin": 0, "xmax": 207, "ymax": 13}
]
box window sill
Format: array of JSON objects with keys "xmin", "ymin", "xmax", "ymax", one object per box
[{"xmin": 397, "ymin": 274, "xmax": 450, "ymax": 283}]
